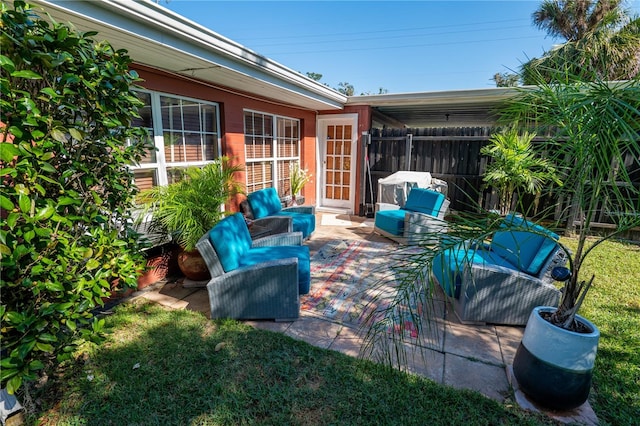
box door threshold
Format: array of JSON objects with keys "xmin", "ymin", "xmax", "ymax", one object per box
[{"xmin": 316, "ymin": 206, "xmax": 352, "ymax": 215}]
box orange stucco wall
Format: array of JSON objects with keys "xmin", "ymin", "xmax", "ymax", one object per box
[{"xmin": 133, "ymin": 64, "xmax": 322, "ymax": 211}]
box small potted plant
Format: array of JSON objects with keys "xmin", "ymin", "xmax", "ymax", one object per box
[
  {"xmin": 289, "ymin": 162, "xmax": 311, "ymax": 206},
  {"xmin": 137, "ymin": 157, "xmax": 243, "ymax": 281}
]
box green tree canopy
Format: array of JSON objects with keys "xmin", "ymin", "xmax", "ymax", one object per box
[{"xmin": 523, "ymin": 0, "xmax": 640, "ymax": 83}]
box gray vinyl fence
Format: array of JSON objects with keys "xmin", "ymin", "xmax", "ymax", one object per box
[{"xmin": 365, "ymin": 127, "xmax": 640, "ymax": 239}]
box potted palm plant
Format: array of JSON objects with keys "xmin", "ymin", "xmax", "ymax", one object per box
[
  {"xmin": 289, "ymin": 162, "xmax": 311, "ymax": 206},
  {"xmin": 500, "ymin": 72, "xmax": 640, "ymax": 410},
  {"xmin": 137, "ymin": 157, "xmax": 243, "ymax": 281}
]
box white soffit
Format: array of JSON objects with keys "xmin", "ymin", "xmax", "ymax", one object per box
[{"xmin": 27, "ymin": 0, "xmax": 346, "ymax": 111}]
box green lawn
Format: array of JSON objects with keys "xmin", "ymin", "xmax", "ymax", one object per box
[
  {"xmin": 563, "ymin": 238, "xmax": 640, "ymax": 425},
  {"xmin": 21, "ymin": 238, "xmax": 639, "ymax": 425}
]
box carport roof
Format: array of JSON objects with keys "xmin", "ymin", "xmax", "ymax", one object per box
[
  {"xmin": 28, "ymin": 0, "xmax": 347, "ymax": 111},
  {"xmin": 347, "ymin": 87, "xmax": 520, "ymax": 128}
]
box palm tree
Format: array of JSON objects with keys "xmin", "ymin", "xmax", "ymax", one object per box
[
  {"xmin": 523, "ymin": 0, "xmax": 640, "ymax": 83},
  {"xmin": 532, "ymin": 0, "xmax": 623, "ymax": 41}
]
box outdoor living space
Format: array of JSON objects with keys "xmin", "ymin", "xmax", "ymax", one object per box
[{"xmin": 131, "ymin": 212, "xmax": 590, "ymax": 422}]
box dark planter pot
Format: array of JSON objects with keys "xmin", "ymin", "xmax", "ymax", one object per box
[
  {"xmin": 513, "ymin": 306, "xmax": 600, "ymax": 411},
  {"xmin": 137, "ymin": 243, "xmax": 180, "ymax": 289},
  {"xmin": 177, "ymin": 248, "xmax": 211, "ymax": 281}
]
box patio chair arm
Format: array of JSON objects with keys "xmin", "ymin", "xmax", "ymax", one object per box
[
  {"xmin": 405, "ymin": 211, "xmax": 448, "ymax": 245},
  {"xmin": 376, "ymin": 202, "xmax": 401, "ymax": 212},
  {"xmin": 252, "ymin": 216, "xmax": 292, "ymax": 235},
  {"xmin": 457, "ymin": 263, "xmax": 561, "ymax": 325},
  {"xmin": 251, "ymin": 231, "xmax": 303, "ymax": 247},
  {"xmin": 282, "ymin": 205, "xmax": 315, "ymax": 215},
  {"xmin": 206, "ymin": 258, "xmax": 300, "ymax": 320}
]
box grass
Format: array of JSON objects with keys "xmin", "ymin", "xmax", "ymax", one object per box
[
  {"xmin": 562, "ymin": 238, "xmax": 640, "ymax": 425},
  {"xmin": 24, "ymin": 304, "xmax": 553, "ymax": 425},
  {"xmin": 19, "ymin": 238, "xmax": 639, "ymax": 425}
]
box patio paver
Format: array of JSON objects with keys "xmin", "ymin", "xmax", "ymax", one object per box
[
  {"xmin": 444, "ymin": 322, "xmax": 504, "ymax": 366},
  {"xmin": 444, "ymin": 353, "xmax": 510, "ymax": 402},
  {"xmin": 284, "ymin": 317, "xmax": 344, "ymax": 349}
]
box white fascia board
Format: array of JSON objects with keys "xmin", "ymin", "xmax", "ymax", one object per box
[
  {"xmin": 31, "ymin": 0, "xmax": 346, "ymax": 110},
  {"xmin": 347, "ymin": 87, "xmax": 523, "ymax": 107}
]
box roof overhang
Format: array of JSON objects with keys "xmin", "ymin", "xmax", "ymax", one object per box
[
  {"xmin": 26, "ymin": 0, "xmax": 346, "ymax": 111},
  {"xmin": 347, "ymin": 87, "xmax": 522, "ymax": 127}
]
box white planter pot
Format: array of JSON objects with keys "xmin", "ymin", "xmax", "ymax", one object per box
[{"xmin": 513, "ymin": 306, "xmax": 600, "ymax": 410}]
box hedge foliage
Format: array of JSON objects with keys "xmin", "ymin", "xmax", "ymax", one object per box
[{"xmin": 1, "ymin": 1, "xmax": 152, "ymax": 393}]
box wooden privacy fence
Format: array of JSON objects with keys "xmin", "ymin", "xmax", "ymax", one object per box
[
  {"xmin": 366, "ymin": 127, "xmax": 493, "ymax": 212},
  {"xmin": 364, "ymin": 127, "xmax": 640, "ymax": 239}
]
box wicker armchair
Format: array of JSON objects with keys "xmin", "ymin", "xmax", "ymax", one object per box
[
  {"xmin": 246, "ymin": 187, "xmax": 315, "ymax": 239},
  {"xmin": 196, "ymin": 213, "xmax": 310, "ymax": 321},
  {"xmin": 374, "ymin": 188, "xmax": 450, "ymax": 245},
  {"xmin": 432, "ymin": 214, "xmax": 564, "ymax": 325}
]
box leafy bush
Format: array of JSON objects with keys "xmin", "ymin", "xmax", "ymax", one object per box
[
  {"xmin": 0, "ymin": 1, "xmax": 152, "ymax": 394},
  {"xmin": 137, "ymin": 158, "xmax": 244, "ymax": 251}
]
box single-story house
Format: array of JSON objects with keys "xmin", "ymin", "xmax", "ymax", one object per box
[{"xmin": 29, "ymin": 0, "xmax": 514, "ymax": 216}]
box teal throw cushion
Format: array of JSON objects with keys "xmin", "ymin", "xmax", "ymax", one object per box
[
  {"xmin": 208, "ymin": 213, "xmax": 252, "ymax": 271},
  {"xmin": 404, "ymin": 188, "xmax": 445, "ymax": 217},
  {"xmin": 247, "ymin": 187, "xmax": 283, "ymax": 219},
  {"xmin": 491, "ymin": 214, "xmax": 560, "ymax": 276}
]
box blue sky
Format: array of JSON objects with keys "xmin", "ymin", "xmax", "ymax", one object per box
[{"xmin": 165, "ymin": 0, "xmax": 640, "ymax": 94}]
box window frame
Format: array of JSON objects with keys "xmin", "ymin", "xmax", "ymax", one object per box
[
  {"xmin": 131, "ymin": 89, "xmax": 222, "ymax": 188},
  {"xmin": 243, "ymin": 109, "xmax": 301, "ymax": 197}
]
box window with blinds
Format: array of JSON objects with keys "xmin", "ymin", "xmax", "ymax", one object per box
[
  {"xmin": 130, "ymin": 90, "xmax": 221, "ymax": 191},
  {"xmin": 244, "ymin": 111, "xmax": 301, "ymax": 196}
]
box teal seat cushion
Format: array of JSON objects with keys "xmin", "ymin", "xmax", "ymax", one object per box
[
  {"xmin": 241, "ymin": 245, "xmax": 311, "ymax": 294},
  {"xmin": 375, "ymin": 209, "xmax": 406, "ymax": 235},
  {"xmin": 278, "ymin": 211, "xmax": 315, "ymax": 239},
  {"xmin": 208, "ymin": 213, "xmax": 252, "ymax": 272},
  {"xmin": 433, "ymin": 243, "xmax": 517, "ymax": 298},
  {"xmin": 492, "ymin": 214, "xmax": 559, "ymax": 276},
  {"xmin": 404, "ymin": 188, "xmax": 445, "ymax": 216},
  {"xmin": 247, "ymin": 187, "xmax": 282, "ymax": 219}
]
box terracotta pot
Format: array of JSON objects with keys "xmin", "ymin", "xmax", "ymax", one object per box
[{"xmin": 177, "ymin": 248, "xmax": 211, "ymax": 281}]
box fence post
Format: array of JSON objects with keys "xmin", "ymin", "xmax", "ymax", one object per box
[{"xmin": 405, "ymin": 133, "xmax": 413, "ymax": 170}]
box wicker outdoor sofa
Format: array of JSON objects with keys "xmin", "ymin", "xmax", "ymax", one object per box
[{"xmin": 432, "ymin": 213, "xmax": 565, "ymax": 325}]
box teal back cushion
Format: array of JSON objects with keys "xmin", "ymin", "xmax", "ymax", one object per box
[
  {"xmin": 404, "ymin": 188, "xmax": 445, "ymax": 217},
  {"xmin": 247, "ymin": 187, "xmax": 282, "ymax": 219},
  {"xmin": 208, "ymin": 213, "xmax": 252, "ymax": 271},
  {"xmin": 491, "ymin": 214, "xmax": 559, "ymax": 276}
]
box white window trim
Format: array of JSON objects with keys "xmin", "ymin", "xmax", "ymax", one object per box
[{"xmin": 132, "ymin": 89, "xmax": 222, "ymax": 187}]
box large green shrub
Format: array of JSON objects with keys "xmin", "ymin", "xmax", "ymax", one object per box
[
  {"xmin": 481, "ymin": 128, "xmax": 560, "ymax": 215},
  {"xmin": 0, "ymin": 1, "xmax": 151, "ymax": 394}
]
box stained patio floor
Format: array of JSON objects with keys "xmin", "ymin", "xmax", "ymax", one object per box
[{"xmin": 131, "ymin": 212, "xmax": 597, "ymax": 425}]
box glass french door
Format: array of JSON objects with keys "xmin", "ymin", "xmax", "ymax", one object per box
[{"xmin": 318, "ymin": 116, "xmax": 357, "ymax": 210}]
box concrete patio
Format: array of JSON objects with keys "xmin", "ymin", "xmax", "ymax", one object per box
[{"xmin": 131, "ymin": 212, "xmax": 597, "ymax": 425}]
